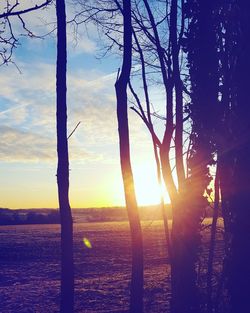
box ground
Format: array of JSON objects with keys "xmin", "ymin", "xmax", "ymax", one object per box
[{"xmin": 0, "ymin": 220, "xmax": 224, "ymax": 312}]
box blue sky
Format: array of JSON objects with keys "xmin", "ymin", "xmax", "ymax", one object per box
[{"xmin": 0, "ymin": 1, "xmax": 168, "ymax": 209}]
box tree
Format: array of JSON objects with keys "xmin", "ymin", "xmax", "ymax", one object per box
[
  {"xmin": 183, "ymin": 1, "xmax": 220, "ymax": 312},
  {"xmin": 62, "ymin": 2, "xmax": 231, "ymax": 312},
  {"xmin": 0, "ymin": 0, "xmax": 52, "ymax": 65},
  {"xmin": 135, "ymin": 1, "xmax": 207, "ymax": 312},
  {"xmin": 185, "ymin": 2, "xmax": 250, "ymax": 313},
  {"xmin": 56, "ymin": 0, "xmax": 74, "ymax": 312},
  {"xmin": 218, "ymin": 1, "xmax": 250, "ymax": 312},
  {"xmin": 115, "ymin": 1, "xmax": 144, "ymax": 312},
  {"xmin": 120, "ymin": 1, "xmax": 209, "ymax": 311}
]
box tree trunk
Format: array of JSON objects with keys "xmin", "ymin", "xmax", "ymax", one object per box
[
  {"xmin": 153, "ymin": 142, "xmax": 172, "ymax": 261},
  {"xmin": 115, "ymin": 1, "xmax": 143, "ymax": 312},
  {"xmin": 170, "ymin": 197, "xmax": 202, "ymax": 313},
  {"xmin": 207, "ymin": 163, "xmax": 220, "ymax": 312},
  {"xmin": 218, "ymin": 2, "xmax": 250, "ymax": 312},
  {"xmin": 169, "ymin": 1, "xmax": 201, "ymax": 311},
  {"xmin": 132, "ymin": 27, "xmax": 172, "ymax": 262},
  {"xmin": 171, "ymin": 0, "xmax": 185, "ymax": 191},
  {"xmin": 178, "ymin": 0, "xmax": 220, "ymax": 311},
  {"xmin": 56, "ymin": 1, "xmax": 74, "ymax": 312},
  {"xmin": 225, "ymin": 3, "xmax": 250, "ymax": 311}
]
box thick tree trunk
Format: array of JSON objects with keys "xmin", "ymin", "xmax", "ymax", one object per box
[
  {"xmin": 160, "ymin": 140, "xmax": 201, "ymax": 313},
  {"xmin": 226, "ymin": 4, "xmax": 250, "ymax": 310},
  {"xmin": 115, "ymin": 1, "xmax": 143, "ymax": 312},
  {"xmin": 56, "ymin": 1, "xmax": 74, "ymax": 312},
  {"xmin": 225, "ymin": 147, "xmax": 250, "ymax": 313},
  {"xmin": 179, "ymin": 1, "xmax": 220, "ymax": 311},
  {"xmin": 170, "ymin": 196, "xmax": 202, "ymax": 313},
  {"xmin": 219, "ymin": 3, "xmax": 250, "ymax": 312},
  {"xmin": 169, "ymin": 1, "xmax": 201, "ymax": 311}
]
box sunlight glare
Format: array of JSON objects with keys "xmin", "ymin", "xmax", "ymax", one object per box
[
  {"xmin": 83, "ymin": 237, "xmax": 92, "ymax": 249},
  {"xmin": 133, "ymin": 162, "xmax": 170, "ymax": 206}
]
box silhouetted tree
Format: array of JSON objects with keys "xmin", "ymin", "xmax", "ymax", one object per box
[
  {"xmin": 183, "ymin": 1, "xmax": 220, "ymax": 312},
  {"xmin": 185, "ymin": 2, "xmax": 250, "ymax": 313},
  {"xmin": 135, "ymin": 1, "xmax": 208, "ymax": 312},
  {"xmin": 123, "ymin": 1, "xmax": 209, "ymax": 311},
  {"xmin": 0, "ymin": 0, "xmax": 52, "ymax": 65},
  {"xmin": 115, "ymin": 1, "xmax": 144, "ymax": 312},
  {"xmin": 129, "ymin": 27, "xmax": 172, "ymax": 262},
  {"xmin": 185, "ymin": 2, "xmax": 250, "ymax": 312},
  {"xmin": 56, "ymin": 0, "xmax": 74, "ymax": 312},
  {"xmin": 218, "ymin": 1, "xmax": 250, "ymax": 312},
  {"xmin": 61, "ymin": 2, "xmax": 248, "ymax": 313}
]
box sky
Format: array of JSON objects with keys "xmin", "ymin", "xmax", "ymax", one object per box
[{"xmin": 0, "ymin": 1, "xmax": 168, "ymax": 209}]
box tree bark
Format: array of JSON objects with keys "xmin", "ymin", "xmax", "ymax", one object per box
[
  {"xmin": 56, "ymin": 1, "xmax": 74, "ymax": 312},
  {"xmin": 115, "ymin": 1, "xmax": 143, "ymax": 312}
]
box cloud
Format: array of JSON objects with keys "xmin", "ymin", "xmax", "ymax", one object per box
[
  {"xmin": 0, "ymin": 125, "xmax": 56, "ymax": 162},
  {"xmin": 68, "ymin": 33, "xmax": 97, "ymax": 55},
  {"xmin": 0, "ymin": 125, "xmax": 98, "ymax": 163},
  {"xmin": 0, "ymin": 39, "xmax": 155, "ymax": 166},
  {"xmin": 0, "ymin": 57, "xmax": 121, "ymax": 163}
]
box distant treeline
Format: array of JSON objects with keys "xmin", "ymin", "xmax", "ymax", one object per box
[
  {"xmin": 72, "ymin": 205, "xmax": 170, "ymax": 223},
  {"xmin": 72, "ymin": 204, "xmax": 217, "ymax": 223},
  {"xmin": 0, "ymin": 205, "xmax": 217, "ymax": 225},
  {"xmin": 0, "ymin": 208, "xmax": 60, "ymax": 225}
]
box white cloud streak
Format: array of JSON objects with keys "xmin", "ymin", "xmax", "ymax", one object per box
[{"xmin": 0, "ymin": 59, "xmax": 120, "ymax": 163}]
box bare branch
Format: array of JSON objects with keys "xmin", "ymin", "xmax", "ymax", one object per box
[
  {"xmin": 0, "ymin": 0, "xmax": 53, "ymax": 19},
  {"xmin": 67, "ymin": 121, "xmax": 81, "ymax": 140}
]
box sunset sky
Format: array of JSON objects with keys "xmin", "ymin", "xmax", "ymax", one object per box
[{"xmin": 0, "ymin": 2, "xmax": 168, "ymax": 209}]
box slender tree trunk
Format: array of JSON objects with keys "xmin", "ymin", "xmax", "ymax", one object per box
[
  {"xmin": 143, "ymin": 0, "xmax": 177, "ymax": 203},
  {"xmin": 171, "ymin": 0, "xmax": 185, "ymax": 191},
  {"xmin": 207, "ymin": 163, "xmax": 220, "ymax": 312},
  {"xmin": 132, "ymin": 28, "xmax": 172, "ymax": 262},
  {"xmin": 56, "ymin": 1, "xmax": 74, "ymax": 312},
  {"xmin": 115, "ymin": 1, "xmax": 143, "ymax": 312},
  {"xmin": 153, "ymin": 142, "xmax": 172, "ymax": 261}
]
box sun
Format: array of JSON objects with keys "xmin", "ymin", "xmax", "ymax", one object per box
[{"xmin": 133, "ymin": 162, "xmax": 169, "ymax": 206}]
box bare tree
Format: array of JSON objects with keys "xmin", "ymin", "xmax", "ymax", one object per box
[
  {"xmin": 56, "ymin": 0, "xmax": 74, "ymax": 312},
  {"xmin": 115, "ymin": 1, "xmax": 144, "ymax": 312},
  {"xmin": 129, "ymin": 26, "xmax": 172, "ymax": 261},
  {"xmin": 63, "ymin": 1, "xmax": 219, "ymax": 313},
  {"xmin": 130, "ymin": 1, "xmax": 204, "ymax": 312}
]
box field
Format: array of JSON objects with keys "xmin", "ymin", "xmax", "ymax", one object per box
[{"xmin": 0, "ymin": 220, "xmax": 224, "ymax": 313}]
